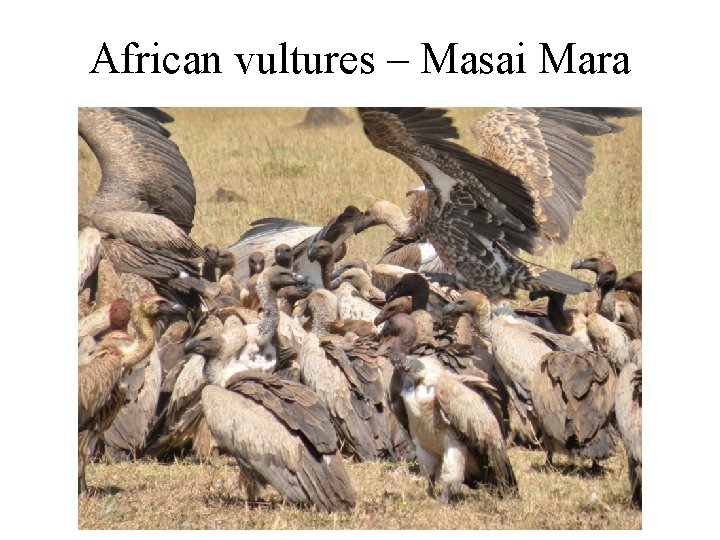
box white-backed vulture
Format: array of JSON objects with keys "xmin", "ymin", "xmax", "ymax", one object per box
[
  {"xmin": 277, "ymin": 283, "xmax": 313, "ymax": 316},
  {"xmin": 147, "ymin": 315, "xmax": 250, "ymax": 459},
  {"xmin": 307, "ymin": 241, "xmax": 384, "ymax": 325},
  {"xmin": 274, "ymin": 243, "xmax": 293, "ymax": 269},
  {"xmin": 237, "ymin": 251, "xmax": 266, "ymax": 310},
  {"xmin": 352, "ymin": 194, "xmax": 447, "ymax": 292},
  {"xmin": 615, "ymin": 342, "xmax": 641, "ymax": 507},
  {"xmin": 531, "ymin": 349, "xmax": 617, "ymax": 468},
  {"xmin": 79, "ymin": 107, "xmax": 194, "ymax": 232},
  {"xmin": 298, "ymin": 289, "xmax": 399, "ymax": 461},
  {"xmin": 184, "ymin": 324, "xmax": 356, "ymax": 513},
  {"xmin": 442, "ymin": 290, "xmax": 590, "ymax": 447},
  {"xmin": 357, "ymin": 107, "xmax": 639, "ymax": 300},
  {"xmin": 527, "ymin": 290, "xmax": 592, "ymax": 348},
  {"xmin": 147, "ymin": 265, "xmax": 309, "ymax": 461},
  {"xmin": 78, "ymin": 107, "xmax": 217, "ymax": 309},
  {"xmin": 330, "ymin": 268, "xmax": 386, "ymax": 307},
  {"xmin": 571, "ymin": 253, "xmax": 641, "ymax": 335},
  {"xmin": 382, "ymin": 270, "xmax": 460, "ymax": 321},
  {"xmin": 615, "ymin": 271, "xmax": 642, "ymax": 312},
  {"xmin": 200, "ymin": 243, "xmax": 221, "ymax": 281},
  {"xmin": 78, "ymin": 294, "xmax": 186, "ymax": 493},
  {"xmin": 227, "ymin": 206, "xmax": 364, "ymax": 288},
  {"xmin": 102, "ymin": 346, "xmax": 162, "ymax": 460},
  {"xmin": 587, "ymin": 311, "xmax": 633, "ymax": 370},
  {"xmin": 382, "ymin": 313, "xmax": 517, "ymax": 501}
]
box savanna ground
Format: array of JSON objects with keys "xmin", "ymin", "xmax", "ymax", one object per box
[{"xmin": 78, "ymin": 107, "xmax": 641, "ymax": 529}]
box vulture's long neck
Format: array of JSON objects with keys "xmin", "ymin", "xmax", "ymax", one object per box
[
  {"xmin": 546, "ymin": 292, "xmax": 571, "ymax": 333},
  {"xmin": 201, "ymin": 346, "xmax": 226, "ymax": 387},
  {"xmin": 471, "ymin": 304, "xmax": 492, "ymax": 341},
  {"xmin": 309, "ymin": 295, "xmax": 337, "ymax": 337},
  {"xmin": 255, "ymin": 276, "xmax": 279, "ymax": 349},
  {"xmin": 389, "ymin": 330, "xmax": 424, "ymax": 379},
  {"xmin": 411, "ymin": 310, "xmax": 435, "ymax": 345},
  {"xmin": 385, "ymin": 204, "xmax": 417, "ymax": 237},
  {"xmin": 119, "ymin": 309, "xmax": 156, "ymax": 369},
  {"xmin": 318, "ymin": 255, "xmax": 335, "ymax": 290}
]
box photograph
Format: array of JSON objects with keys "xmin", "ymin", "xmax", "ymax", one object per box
[{"xmin": 77, "ymin": 106, "xmax": 641, "ymax": 529}]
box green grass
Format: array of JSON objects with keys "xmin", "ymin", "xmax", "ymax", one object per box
[{"xmin": 78, "ymin": 107, "xmax": 641, "ymax": 529}]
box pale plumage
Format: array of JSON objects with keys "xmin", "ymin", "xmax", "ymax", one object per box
[
  {"xmin": 185, "ymin": 325, "xmax": 356, "ymax": 512},
  {"xmin": 383, "ymin": 313, "xmax": 517, "ymax": 501},
  {"xmin": 443, "ymin": 290, "xmax": 590, "ymax": 446},
  {"xmin": 228, "ymin": 206, "xmax": 365, "ymax": 288},
  {"xmin": 78, "ymin": 226, "xmax": 102, "ymax": 292},
  {"xmin": 78, "ymin": 294, "xmax": 185, "ymax": 493},
  {"xmin": 299, "ymin": 289, "xmax": 398, "ymax": 461},
  {"xmin": 615, "ymin": 342, "xmax": 641, "ymax": 507}
]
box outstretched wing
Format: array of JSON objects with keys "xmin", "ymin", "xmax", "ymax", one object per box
[
  {"xmin": 359, "ymin": 108, "xmax": 611, "ymax": 297},
  {"xmin": 359, "ymin": 107, "xmax": 541, "ymax": 254},
  {"xmin": 79, "ymin": 107, "xmax": 196, "ymax": 233},
  {"xmin": 472, "ymin": 107, "xmax": 640, "ymax": 249}
]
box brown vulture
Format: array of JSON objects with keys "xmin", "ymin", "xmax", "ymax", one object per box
[
  {"xmin": 78, "ymin": 107, "xmax": 215, "ymax": 309},
  {"xmin": 357, "ymin": 107, "xmax": 640, "ymax": 300}
]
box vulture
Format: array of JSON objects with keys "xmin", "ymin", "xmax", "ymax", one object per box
[
  {"xmin": 442, "ymin": 290, "xmax": 591, "ymax": 446},
  {"xmin": 227, "ymin": 206, "xmax": 364, "ymax": 288},
  {"xmin": 184, "ymin": 318, "xmax": 356, "ymax": 512},
  {"xmin": 531, "ymin": 349, "xmax": 617, "ymax": 468},
  {"xmin": 145, "ymin": 315, "xmax": 247, "ymax": 460},
  {"xmin": 148, "ymin": 266, "xmax": 311, "ymax": 460},
  {"xmin": 357, "ymin": 107, "xmax": 640, "ymax": 300},
  {"xmin": 527, "ymin": 290, "xmax": 592, "ymax": 349},
  {"xmin": 200, "ymin": 243, "xmax": 237, "ymax": 283},
  {"xmin": 615, "ymin": 341, "xmax": 642, "ymax": 507},
  {"xmin": 330, "ymin": 268, "xmax": 386, "ymax": 307},
  {"xmin": 615, "ymin": 271, "xmax": 642, "ymax": 312},
  {"xmin": 353, "ymin": 191, "xmax": 447, "ymax": 291},
  {"xmin": 238, "ymin": 251, "xmax": 266, "ymax": 310},
  {"xmin": 571, "ymin": 252, "xmax": 641, "ymax": 326},
  {"xmin": 78, "ymin": 107, "xmax": 216, "ymax": 309},
  {"xmin": 298, "ymin": 288, "xmax": 400, "ymax": 461},
  {"xmin": 78, "ymin": 294, "xmax": 186, "ymax": 493},
  {"xmin": 382, "ymin": 313, "xmax": 517, "ymax": 501}
]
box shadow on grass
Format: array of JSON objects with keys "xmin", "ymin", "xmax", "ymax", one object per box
[
  {"xmin": 82, "ymin": 485, "xmax": 123, "ymax": 498},
  {"xmin": 203, "ymin": 492, "xmax": 286, "ymax": 512},
  {"xmin": 530, "ymin": 461, "xmax": 610, "ymax": 478}
]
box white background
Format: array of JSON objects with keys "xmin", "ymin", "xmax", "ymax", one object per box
[{"xmin": 2, "ymin": 0, "xmax": 715, "ymax": 537}]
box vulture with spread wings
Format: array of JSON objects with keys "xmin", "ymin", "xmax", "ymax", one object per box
[
  {"xmin": 357, "ymin": 107, "xmax": 639, "ymax": 300},
  {"xmin": 78, "ymin": 107, "xmax": 215, "ymax": 308}
]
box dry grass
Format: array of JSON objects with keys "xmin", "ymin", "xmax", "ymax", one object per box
[
  {"xmin": 78, "ymin": 447, "xmax": 640, "ymax": 530},
  {"xmin": 77, "ymin": 107, "xmax": 641, "ymax": 529}
]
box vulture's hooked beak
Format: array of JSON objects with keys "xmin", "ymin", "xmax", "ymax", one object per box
[
  {"xmin": 292, "ymin": 273, "xmax": 309, "ymax": 286},
  {"xmin": 441, "ymin": 302, "xmax": 458, "ymax": 317},
  {"xmin": 570, "ymin": 257, "xmax": 594, "ymax": 271},
  {"xmin": 183, "ymin": 338, "xmax": 197, "ymax": 354}
]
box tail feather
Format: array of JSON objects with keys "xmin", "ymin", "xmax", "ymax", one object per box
[{"xmin": 529, "ymin": 267, "xmax": 593, "ymax": 295}]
